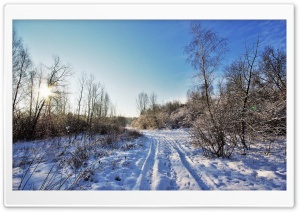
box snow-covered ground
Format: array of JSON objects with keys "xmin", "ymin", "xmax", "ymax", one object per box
[{"xmin": 13, "ymin": 129, "xmax": 286, "ymax": 190}]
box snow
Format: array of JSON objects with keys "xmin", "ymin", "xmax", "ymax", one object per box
[{"xmin": 13, "ymin": 129, "xmax": 286, "ymax": 190}]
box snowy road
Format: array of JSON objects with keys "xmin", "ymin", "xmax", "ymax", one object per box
[{"xmin": 133, "ymin": 130, "xmax": 214, "ymax": 190}]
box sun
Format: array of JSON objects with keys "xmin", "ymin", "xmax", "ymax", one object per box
[{"xmin": 40, "ymin": 82, "xmax": 52, "ymax": 99}]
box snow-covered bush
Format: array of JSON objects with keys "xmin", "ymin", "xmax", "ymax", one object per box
[
  {"xmin": 191, "ymin": 113, "xmax": 238, "ymax": 158},
  {"xmin": 131, "ymin": 114, "xmax": 158, "ymax": 129}
]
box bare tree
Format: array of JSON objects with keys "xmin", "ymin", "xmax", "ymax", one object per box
[
  {"xmin": 13, "ymin": 29, "xmax": 22, "ymax": 60},
  {"xmin": 149, "ymin": 92, "xmax": 158, "ymax": 114},
  {"xmin": 84, "ymin": 75, "xmax": 109, "ymax": 135},
  {"xmin": 27, "ymin": 57, "xmax": 72, "ymax": 139},
  {"xmin": 185, "ymin": 22, "xmax": 227, "ymax": 120},
  {"xmin": 185, "ymin": 21, "xmax": 236, "ymax": 158},
  {"xmin": 92, "ymin": 86, "xmax": 111, "ymax": 119},
  {"xmin": 225, "ymin": 39, "xmax": 260, "ymax": 153},
  {"xmin": 43, "ymin": 56, "xmax": 72, "ymax": 119},
  {"xmin": 77, "ymin": 71, "xmax": 87, "ymax": 119},
  {"xmin": 136, "ymin": 92, "xmax": 149, "ymax": 115},
  {"xmin": 247, "ymin": 46, "xmax": 287, "ymax": 148},
  {"xmin": 12, "ymin": 33, "xmax": 32, "ymax": 114},
  {"xmin": 109, "ymin": 104, "xmax": 116, "ymax": 118},
  {"xmin": 27, "ymin": 69, "xmax": 37, "ymax": 121},
  {"xmin": 240, "ymin": 40, "xmax": 259, "ymax": 152},
  {"xmin": 54, "ymin": 85, "xmax": 70, "ymax": 115},
  {"xmin": 94, "ymin": 86, "xmax": 104, "ymax": 118},
  {"xmin": 103, "ymin": 92, "xmax": 110, "ymax": 117},
  {"xmin": 260, "ymin": 46, "xmax": 286, "ymax": 98},
  {"xmin": 72, "ymin": 71, "xmax": 87, "ymax": 138},
  {"xmin": 86, "ymin": 74, "xmax": 95, "ymax": 125},
  {"xmin": 89, "ymin": 81, "xmax": 102, "ymax": 129}
]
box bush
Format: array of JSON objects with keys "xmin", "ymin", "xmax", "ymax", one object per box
[
  {"xmin": 190, "ymin": 112, "xmax": 238, "ymax": 158},
  {"xmin": 71, "ymin": 146, "xmax": 89, "ymax": 169},
  {"xmin": 126, "ymin": 129, "xmax": 142, "ymax": 139},
  {"xmin": 191, "ymin": 126, "xmax": 236, "ymax": 158},
  {"xmin": 131, "ymin": 114, "xmax": 158, "ymax": 129}
]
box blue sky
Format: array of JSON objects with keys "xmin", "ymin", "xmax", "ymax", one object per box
[{"xmin": 13, "ymin": 20, "xmax": 286, "ymax": 117}]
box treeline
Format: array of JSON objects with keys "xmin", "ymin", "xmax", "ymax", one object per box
[
  {"xmin": 12, "ymin": 30, "xmax": 124, "ymax": 142},
  {"xmin": 133, "ymin": 22, "xmax": 286, "ymax": 158},
  {"xmin": 132, "ymin": 92, "xmax": 188, "ymax": 129}
]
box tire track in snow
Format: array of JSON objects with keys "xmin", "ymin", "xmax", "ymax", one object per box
[
  {"xmin": 161, "ymin": 137, "xmax": 208, "ymax": 190},
  {"xmin": 133, "ymin": 138, "xmax": 155, "ymax": 190},
  {"xmin": 147, "ymin": 133, "xmax": 202, "ymax": 190},
  {"xmin": 150, "ymin": 136, "xmax": 178, "ymax": 190},
  {"xmin": 137, "ymin": 130, "xmax": 215, "ymax": 190},
  {"xmin": 167, "ymin": 137, "xmax": 217, "ymax": 190}
]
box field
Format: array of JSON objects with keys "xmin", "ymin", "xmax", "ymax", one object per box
[{"xmin": 13, "ymin": 128, "xmax": 286, "ymax": 190}]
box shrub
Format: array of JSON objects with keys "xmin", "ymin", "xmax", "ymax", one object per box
[
  {"xmin": 131, "ymin": 114, "xmax": 158, "ymax": 129},
  {"xmin": 125, "ymin": 129, "xmax": 142, "ymax": 140},
  {"xmin": 190, "ymin": 113, "xmax": 238, "ymax": 158},
  {"xmin": 71, "ymin": 146, "xmax": 89, "ymax": 169}
]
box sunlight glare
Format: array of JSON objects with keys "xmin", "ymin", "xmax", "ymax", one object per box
[{"xmin": 40, "ymin": 82, "xmax": 52, "ymax": 99}]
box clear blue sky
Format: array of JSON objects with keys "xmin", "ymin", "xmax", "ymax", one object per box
[{"xmin": 13, "ymin": 20, "xmax": 286, "ymax": 117}]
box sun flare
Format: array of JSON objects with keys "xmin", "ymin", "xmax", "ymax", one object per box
[{"xmin": 40, "ymin": 83, "xmax": 52, "ymax": 99}]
